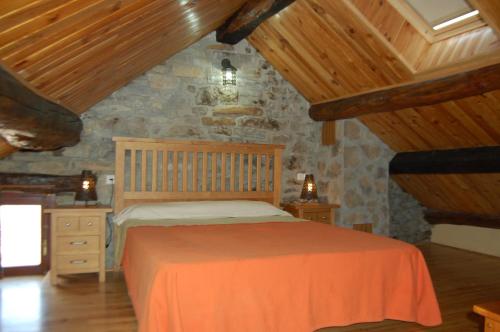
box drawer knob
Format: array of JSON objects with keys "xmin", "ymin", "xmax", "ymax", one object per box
[
  {"xmin": 65, "ymin": 223, "xmax": 71, "ymax": 227},
  {"xmin": 321, "ymin": 216, "xmax": 327, "ymax": 220},
  {"xmin": 87, "ymin": 222, "xmax": 93, "ymax": 226},
  {"xmin": 70, "ymin": 259, "xmax": 87, "ymax": 265},
  {"xmin": 70, "ymin": 240, "xmax": 87, "ymax": 246}
]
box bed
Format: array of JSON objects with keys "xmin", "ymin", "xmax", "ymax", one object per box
[{"xmin": 112, "ymin": 137, "xmax": 442, "ymax": 332}]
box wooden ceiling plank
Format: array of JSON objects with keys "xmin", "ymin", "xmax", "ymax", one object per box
[
  {"xmin": 216, "ymin": 0, "xmax": 296, "ymax": 45},
  {"xmin": 266, "ymin": 4, "xmax": 360, "ymax": 97},
  {"xmin": 1, "ymin": 0, "xmax": 140, "ymax": 65},
  {"xmin": 321, "ymin": 0, "xmax": 412, "ymax": 84},
  {"xmin": 340, "ymin": 0, "xmax": 415, "ymax": 76},
  {"xmin": 439, "ymin": 101, "xmax": 498, "ymax": 146},
  {"xmin": 268, "ymin": 21, "xmax": 346, "ymax": 97},
  {"xmin": 468, "ymin": 0, "xmax": 500, "ymax": 37},
  {"xmin": 21, "ymin": 0, "xmax": 173, "ymax": 81},
  {"xmin": 391, "ymin": 108, "xmax": 451, "ymax": 149},
  {"xmin": 359, "ymin": 115, "xmax": 411, "ymax": 151},
  {"xmin": 0, "ymin": 0, "xmax": 39, "ymax": 18},
  {"xmin": 360, "ymin": 112, "xmax": 423, "ymax": 151},
  {"xmin": 309, "ymin": 63, "xmax": 500, "ymax": 121},
  {"xmin": 419, "ymin": 103, "xmax": 485, "ymax": 148},
  {"xmin": 0, "ymin": 0, "xmax": 101, "ymax": 48},
  {"xmin": 30, "ymin": 1, "xmax": 182, "ymax": 93},
  {"xmin": 0, "ymin": 0, "xmax": 69, "ymax": 32},
  {"xmin": 250, "ymin": 23, "xmax": 339, "ymax": 102},
  {"xmin": 300, "ymin": 1, "xmax": 399, "ymax": 93}
]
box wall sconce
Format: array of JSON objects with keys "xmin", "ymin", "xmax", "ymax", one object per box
[
  {"xmin": 300, "ymin": 174, "xmax": 318, "ymax": 202},
  {"xmin": 75, "ymin": 170, "xmax": 97, "ymax": 206},
  {"xmin": 221, "ymin": 58, "xmax": 237, "ymax": 86}
]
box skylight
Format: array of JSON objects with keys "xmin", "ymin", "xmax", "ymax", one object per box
[
  {"xmin": 390, "ymin": 0, "xmax": 485, "ymax": 42},
  {"xmin": 432, "ymin": 10, "xmax": 479, "ymax": 30}
]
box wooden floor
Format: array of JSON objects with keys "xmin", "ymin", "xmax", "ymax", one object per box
[{"xmin": 1, "ymin": 243, "xmax": 499, "ymax": 332}]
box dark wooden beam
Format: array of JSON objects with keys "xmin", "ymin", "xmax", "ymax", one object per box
[
  {"xmin": 0, "ymin": 172, "xmax": 82, "ymax": 194},
  {"xmin": 0, "ymin": 65, "xmax": 82, "ymax": 151},
  {"xmin": 309, "ymin": 63, "xmax": 500, "ymax": 121},
  {"xmin": 425, "ymin": 210, "xmax": 500, "ymax": 229},
  {"xmin": 216, "ymin": 0, "xmax": 295, "ymax": 45},
  {"xmin": 389, "ymin": 146, "xmax": 500, "ymax": 174}
]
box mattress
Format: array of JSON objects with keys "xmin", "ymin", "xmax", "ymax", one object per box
[{"xmin": 120, "ymin": 220, "xmax": 442, "ymax": 332}]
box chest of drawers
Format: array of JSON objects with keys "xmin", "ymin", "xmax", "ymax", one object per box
[{"xmin": 45, "ymin": 206, "xmax": 112, "ymax": 285}]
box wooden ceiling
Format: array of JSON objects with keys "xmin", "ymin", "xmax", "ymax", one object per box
[
  {"xmin": 248, "ymin": 0, "xmax": 500, "ymax": 216},
  {"xmin": 0, "ymin": 0, "xmax": 246, "ymax": 113},
  {"xmin": 2, "ymin": 0, "xmax": 500, "ymax": 217}
]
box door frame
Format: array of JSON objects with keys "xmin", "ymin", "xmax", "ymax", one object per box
[{"xmin": 0, "ymin": 192, "xmax": 56, "ymax": 277}]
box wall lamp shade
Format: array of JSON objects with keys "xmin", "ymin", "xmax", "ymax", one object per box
[
  {"xmin": 75, "ymin": 170, "xmax": 97, "ymax": 203},
  {"xmin": 300, "ymin": 174, "xmax": 318, "ymax": 201},
  {"xmin": 221, "ymin": 58, "xmax": 237, "ymax": 86}
]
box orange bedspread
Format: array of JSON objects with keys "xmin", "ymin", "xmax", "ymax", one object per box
[{"xmin": 122, "ymin": 221, "xmax": 441, "ymax": 332}]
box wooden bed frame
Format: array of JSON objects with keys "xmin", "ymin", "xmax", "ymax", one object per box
[{"xmin": 113, "ymin": 137, "xmax": 285, "ymax": 213}]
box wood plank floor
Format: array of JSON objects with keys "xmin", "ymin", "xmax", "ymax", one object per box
[{"xmin": 1, "ymin": 243, "xmax": 499, "ymax": 332}]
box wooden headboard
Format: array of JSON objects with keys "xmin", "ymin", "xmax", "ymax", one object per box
[{"xmin": 113, "ymin": 137, "xmax": 285, "ymax": 213}]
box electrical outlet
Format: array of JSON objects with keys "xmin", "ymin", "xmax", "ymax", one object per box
[
  {"xmin": 105, "ymin": 175, "xmax": 115, "ymax": 185},
  {"xmin": 297, "ymin": 173, "xmax": 306, "ymax": 181}
]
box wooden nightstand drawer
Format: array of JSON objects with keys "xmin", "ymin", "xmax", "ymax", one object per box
[
  {"xmin": 56, "ymin": 216, "xmax": 79, "ymax": 233},
  {"xmin": 57, "ymin": 253, "xmax": 99, "ymax": 271},
  {"xmin": 315, "ymin": 211, "xmax": 331, "ymax": 224},
  {"xmin": 79, "ymin": 216, "xmax": 100, "ymax": 233},
  {"xmin": 56, "ymin": 235, "xmax": 99, "ymax": 253},
  {"xmin": 303, "ymin": 211, "xmax": 317, "ymax": 221}
]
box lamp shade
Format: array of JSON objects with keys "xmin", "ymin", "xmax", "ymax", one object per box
[
  {"xmin": 75, "ymin": 170, "xmax": 97, "ymax": 202},
  {"xmin": 300, "ymin": 174, "xmax": 318, "ymax": 201}
]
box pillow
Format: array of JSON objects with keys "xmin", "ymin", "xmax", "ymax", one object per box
[{"xmin": 113, "ymin": 200, "xmax": 291, "ymax": 225}]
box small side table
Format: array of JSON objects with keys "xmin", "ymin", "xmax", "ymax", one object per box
[
  {"xmin": 45, "ymin": 205, "xmax": 112, "ymax": 285},
  {"xmin": 282, "ymin": 202, "xmax": 339, "ymax": 225},
  {"xmin": 474, "ymin": 301, "xmax": 500, "ymax": 332}
]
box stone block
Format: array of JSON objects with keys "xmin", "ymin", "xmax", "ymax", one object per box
[
  {"xmin": 213, "ymin": 107, "xmax": 263, "ymax": 117},
  {"xmin": 201, "ymin": 117, "xmax": 236, "ymax": 126}
]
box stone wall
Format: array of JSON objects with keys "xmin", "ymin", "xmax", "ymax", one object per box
[
  {"xmin": 0, "ymin": 33, "xmax": 408, "ymax": 265},
  {"xmin": 389, "ymin": 178, "xmax": 431, "ymax": 243},
  {"xmin": 325, "ymin": 120, "xmax": 395, "ymax": 234}
]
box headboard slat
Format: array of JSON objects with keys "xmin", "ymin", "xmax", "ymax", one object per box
[{"xmin": 113, "ymin": 137, "xmax": 285, "ymax": 213}]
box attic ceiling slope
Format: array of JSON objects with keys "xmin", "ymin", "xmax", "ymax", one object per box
[
  {"xmin": 248, "ymin": 0, "xmax": 413, "ymax": 104},
  {"xmin": 0, "ymin": 0, "xmax": 246, "ymax": 113}
]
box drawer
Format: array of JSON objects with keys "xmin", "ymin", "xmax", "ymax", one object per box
[
  {"xmin": 315, "ymin": 211, "xmax": 331, "ymax": 224},
  {"xmin": 303, "ymin": 211, "xmax": 317, "ymax": 221},
  {"xmin": 57, "ymin": 253, "xmax": 99, "ymax": 271},
  {"xmin": 56, "ymin": 235, "xmax": 99, "ymax": 253},
  {"xmin": 56, "ymin": 216, "xmax": 79, "ymax": 233},
  {"xmin": 79, "ymin": 216, "xmax": 100, "ymax": 233}
]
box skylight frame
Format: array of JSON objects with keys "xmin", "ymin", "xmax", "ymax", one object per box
[{"xmin": 388, "ymin": 0, "xmax": 486, "ymax": 43}]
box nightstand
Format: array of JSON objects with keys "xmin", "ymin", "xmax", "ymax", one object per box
[
  {"xmin": 282, "ymin": 202, "xmax": 339, "ymax": 225},
  {"xmin": 45, "ymin": 206, "xmax": 112, "ymax": 285},
  {"xmin": 474, "ymin": 301, "xmax": 500, "ymax": 332}
]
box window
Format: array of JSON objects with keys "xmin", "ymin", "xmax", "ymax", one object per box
[
  {"xmin": 389, "ymin": 0, "xmax": 485, "ymax": 42},
  {"xmin": 0, "ymin": 205, "xmax": 42, "ymax": 268}
]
